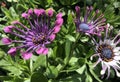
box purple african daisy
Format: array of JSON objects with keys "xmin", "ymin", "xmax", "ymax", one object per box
[
  {"xmin": 74, "ymin": 6, "xmax": 106, "ymax": 36},
  {"xmin": 2, "ymin": 8, "xmax": 63, "ymax": 59},
  {"xmin": 91, "ymin": 24, "xmax": 120, "ymax": 79}
]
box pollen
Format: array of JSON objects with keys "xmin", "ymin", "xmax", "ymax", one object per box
[{"xmin": 32, "ymin": 33, "xmax": 46, "ymax": 45}]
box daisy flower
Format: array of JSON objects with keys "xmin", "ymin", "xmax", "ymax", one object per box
[
  {"xmin": 91, "ymin": 24, "xmax": 120, "ymax": 78},
  {"xmin": 1, "ymin": 8, "xmax": 63, "ymax": 59},
  {"xmin": 74, "ymin": 6, "xmax": 106, "ymax": 36}
]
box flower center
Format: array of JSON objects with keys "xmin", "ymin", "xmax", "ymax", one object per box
[
  {"xmin": 79, "ymin": 23, "xmax": 90, "ymax": 31},
  {"xmin": 97, "ymin": 44, "xmax": 114, "ymax": 62},
  {"xmin": 32, "ymin": 33, "xmax": 46, "ymax": 45}
]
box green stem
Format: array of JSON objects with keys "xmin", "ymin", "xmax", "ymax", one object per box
[
  {"xmin": 30, "ymin": 58, "xmax": 33, "ymax": 75},
  {"xmin": 57, "ymin": 33, "xmax": 81, "ymax": 73},
  {"xmin": 84, "ymin": 0, "xmax": 87, "ymax": 11},
  {"xmin": 46, "ymin": 55, "xmax": 48, "ymax": 68}
]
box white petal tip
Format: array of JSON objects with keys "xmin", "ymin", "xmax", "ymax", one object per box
[
  {"xmin": 90, "ymin": 57, "xmax": 93, "ymax": 60},
  {"xmin": 116, "ymin": 72, "xmax": 120, "ymax": 77},
  {"xmin": 100, "ymin": 70, "xmax": 105, "ymax": 75}
]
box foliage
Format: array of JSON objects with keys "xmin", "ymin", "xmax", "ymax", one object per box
[{"xmin": 0, "ymin": 0, "xmax": 120, "ymax": 82}]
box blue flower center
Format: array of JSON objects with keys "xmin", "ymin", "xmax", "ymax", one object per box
[
  {"xmin": 101, "ymin": 48, "xmax": 112, "ymax": 59},
  {"xmin": 98, "ymin": 44, "xmax": 114, "ymax": 62},
  {"xmin": 79, "ymin": 23, "xmax": 90, "ymax": 31}
]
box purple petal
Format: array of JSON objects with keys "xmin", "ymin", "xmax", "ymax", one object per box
[
  {"xmin": 96, "ymin": 9, "xmax": 99, "ymax": 13},
  {"xmin": 22, "ymin": 52, "xmax": 32, "ymax": 60},
  {"xmin": 11, "ymin": 21, "xmax": 19, "ymax": 24},
  {"xmin": 75, "ymin": 6, "xmax": 80, "ymax": 14},
  {"xmin": 42, "ymin": 48, "xmax": 48, "ymax": 55},
  {"xmin": 22, "ymin": 13, "xmax": 29, "ymax": 19},
  {"xmin": 90, "ymin": 6, "xmax": 93, "ymax": 10},
  {"xmin": 4, "ymin": 26, "xmax": 13, "ymax": 33},
  {"xmin": 56, "ymin": 13, "xmax": 63, "ymax": 18},
  {"xmin": 39, "ymin": 9, "xmax": 45, "ymax": 15},
  {"xmin": 34, "ymin": 9, "xmax": 45, "ymax": 16},
  {"xmin": 49, "ymin": 33, "xmax": 56, "ymax": 41},
  {"xmin": 36, "ymin": 47, "xmax": 44, "ymax": 54},
  {"xmin": 53, "ymin": 26, "xmax": 61, "ymax": 33},
  {"xmin": 36, "ymin": 47, "xmax": 48, "ymax": 55},
  {"xmin": 8, "ymin": 47, "xmax": 17, "ymax": 56},
  {"xmin": 1, "ymin": 37, "xmax": 12, "ymax": 45},
  {"xmin": 28, "ymin": 9, "xmax": 33, "ymax": 14},
  {"xmin": 47, "ymin": 8, "xmax": 54, "ymax": 17},
  {"xmin": 55, "ymin": 18, "xmax": 63, "ymax": 26}
]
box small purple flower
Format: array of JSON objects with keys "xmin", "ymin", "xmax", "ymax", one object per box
[
  {"xmin": 2, "ymin": 8, "xmax": 63, "ymax": 59},
  {"xmin": 91, "ymin": 24, "xmax": 120, "ymax": 78},
  {"xmin": 74, "ymin": 6, "xmax": 106, "ymax": 36}
]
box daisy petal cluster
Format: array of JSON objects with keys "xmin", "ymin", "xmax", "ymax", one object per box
[
  {"xmin": 75, "ymin": 6, "xmax": 106, "ymax": 36},
  {"xmin": 2, "ymin": 8, "xmax": 63, "ymax": 59},
  {"xmin": 91, "ymin": 24, "xmax": 120, "ymax": 79}
]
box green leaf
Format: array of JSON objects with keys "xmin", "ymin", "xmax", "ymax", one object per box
[
  {"xmin": 1, "ymin": 7, "xmax": 12, "ymax": 20},
  {"xmin": 64, "ymin": 40, "xmax": 71, "ymax": 64},
  {"xmin": 59, "ymin": 0, "xmax": 80, "ymax": 5},
  {"xmin": 33, "ymin": 55, "xmax": 46, "ymax": 71},
  {"xmin": 65, "ymin": 35, "xmax": 76, "ymax": 42},
  {"xmin": 47, "ymin": 0, "xmax": 53, "ymax": 4},
  {"xmin": 31, "ymin": 72, "xmax": 48, "ymax": 82},
  {"xmin": 76, "ymin": 65, "xmax": 86, "ymax": 74},
  {"xmin": 89, "ymin": 66, "xmax": 102, "ymax": 82},
  {"xmin": 14, "ymin": 77, "xmax": 24, "ymax": 82},
  {"xmin": 78, "ymin": 57, "xmax": 86, "ymax": 66},
  {"xmin": 0, "ymin": 76, "xmax": 13, "ymax": 81},
  {"xmin": 46, "ymin": 66, "xmax": 58, "ymax": 78},
  {"xmin": 80, "ymin": 36, "xmax": 89, "ymax": 42},
  {"xmin": 86, "ymin": 48, "xmax": 94, "ymax": 58},
  {"xmin": 69, "ymin": 57, "xmax": 78, "ymax": 66},
  {"xmin": 24, "ymin": 79, "xmax": 30, "ymax": 82},
  {"xmin": 2, "ymin": 66, "xmax": 22, "ymax": 76},
  {"xmin": 59, "ymin": 74, "xmax": 85, "ymax": 82},
  {"xmin": 9, "ymin": 7, "xmax": 19, "ymax": 19},
  {"xmin": 67, "ymin": 10, "xmax": 74, "ymax": 25},
  {"xmin": 0, "ymin": 50, "xmax": 5, "ymax": 59},
  {"xmin": 113, "ymin": 2, "xmax": 120, "ymax": 8},
  {"xmin": 85, "ymin": 73, "xmax": 93, "ymax": 82},
  {"xmin": 65, "ymin": 40, "xmax": 71, "ymax": 57},
  {"xmin": 1, "ymin": 7, "xmax": 19, "ymax": 23}
]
